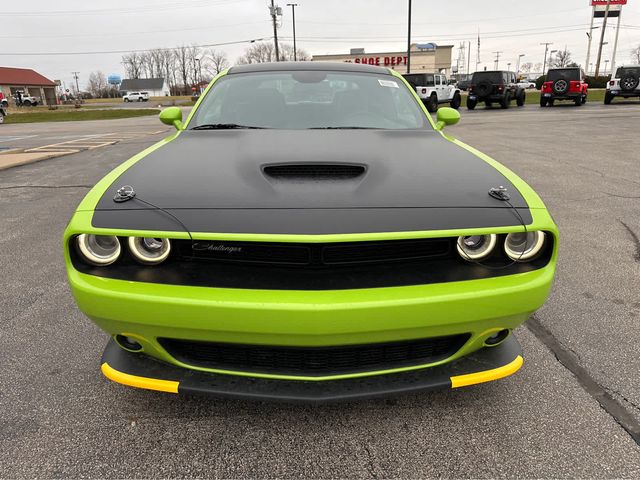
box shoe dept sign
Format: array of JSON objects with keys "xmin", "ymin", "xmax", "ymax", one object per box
[{"xmin": 348, "ymin": 56, "xmax": 409, "ymax": 67}]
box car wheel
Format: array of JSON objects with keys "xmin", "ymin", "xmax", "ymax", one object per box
[
  {"xmin": 553, "ymin": 77, "xmax": 569, "ymax": 95},
  {"xmin": 582, "ymin": 94, "xmax": 587, "ymax": 104},
  {"xmin": 604, "ymin": 91, "xmax": 614, "ymax": 105},
  {"xmin": 449, "ymin": 92, "xmax": 461, "ymax": 110},
  {"xmin": 540, "ymin": 97, "xmax": 547, "ymax": 107},
  {"xmin": 548, "ymin": 99, "xmax": 555, "ymax": 106},
  {"xmin": 620, "ymin": 75, "xmax": 639, "ymax": 92},
  {"xmin": 23, "ymin": 100, "xmax": 31, "ymax": 106},
  {"xmin": 500, "ymin": 92, "xmax": 510, "ymax": 109},
  {"xmin": 426, "ymin": 94, "xmax": 438, "ymax": 113},
  {"xmin": 124, "ymin": 98, "xmax": 129, "ymax": 102},
  {"xmin": 574, "ymin": 96, "xmax": 582, "ymax": 106},
  {"xmin": 485, "ymin": 101, "xmax": 492, "ymax": 108},
  {"xmin": 138, "ymin": 98, "xmax": 143, "ymax": 102},
  {"xmin": 1, "ymin": 101, "xmax": 7, "ymax": 108},
  {"xmin": 0, "ymin": 113, "xmax": 4, "ymax": 124},
  {"xmin": 516, "ymin": 90, "xmax": 526, "ymax": 107},
  {"xmin": 467, "ymin": 98, "xmax": 477, "ymax": 110}
]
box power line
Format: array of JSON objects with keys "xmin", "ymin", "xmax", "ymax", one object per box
[
  {"xmin": 0, "ymin": 38, "xmax": 271, "ymax": 56},
  {"xmin": 2, "ymin": 0, "xmax": 249, "ymax": 16}
]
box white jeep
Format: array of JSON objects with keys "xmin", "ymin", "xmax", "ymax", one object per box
[
  {"xmin": 605, "ymin": 65, "xmax": 640, "ymax": 104},
  {"xmin": 403, "ymin": 73, "xmax": 462, "ymax": 112},
  {"xmin": 123, "ymin": 91, "xmax": 150, "ymax": 102}
]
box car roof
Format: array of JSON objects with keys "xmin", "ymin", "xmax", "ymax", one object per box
[
  {"xmin": 548, "ymin": 67, "xmax": 580, "ymax": 70},
  {"xmin": 228, "ymin": 61, "xmax": 391, "ymax": 75},
  {"xmin": 618, "ymin": 64, "xmax": 640, "ymax": 68}
]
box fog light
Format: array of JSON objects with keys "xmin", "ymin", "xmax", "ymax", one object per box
[
  {"xmin": 485, "ymin": 329, "xmax": 510, "ymax": 346},
  {"xmin": 115, "ymin": 335, "xmax": 143, "ymax": 352}
]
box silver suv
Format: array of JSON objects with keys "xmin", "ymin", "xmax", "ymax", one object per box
[{"xmin": 605, "ymin": 65, "xmax": 640, "ymax": 104}]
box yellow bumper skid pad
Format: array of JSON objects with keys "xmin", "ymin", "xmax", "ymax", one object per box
[{"xmin": 100, "ymin": 336, "xmax": 523, "ymax": 402}]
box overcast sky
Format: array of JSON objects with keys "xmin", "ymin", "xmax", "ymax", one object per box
[{"xmin": 3, "ymin": 0, "xmax": 640, "ymax": 89}]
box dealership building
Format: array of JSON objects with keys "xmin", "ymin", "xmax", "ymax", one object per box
[{"xmin": 312, "ymin": 44, "xmax": 453, "ymax": 75}]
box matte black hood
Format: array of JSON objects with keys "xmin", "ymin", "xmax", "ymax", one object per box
[{"xmin": 92, "ymin": 130, "xmax": 531, "ymax": 234}]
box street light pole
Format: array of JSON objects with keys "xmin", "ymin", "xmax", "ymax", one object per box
[
  {"xmin": 286, "ymin": 3, "xmax": 299, "ymax": 61},
  {"xmin": 406, "ymin": 0, "xmax": 412, "ymax": 74},
  {"xmin": 72, "ymin": 72, "xmax": 80, "ymax": 95},
  {"xmin": 540, "ymin": 42, "xmax": 553, "ymax": 76},
  {"xmin": 516, "ymin": 54, "xmax": 525, "ymax": 75}
]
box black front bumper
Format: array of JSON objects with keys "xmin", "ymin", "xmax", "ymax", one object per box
[{"xmin": 100, "ymin": 336, "xmax": 523, "ymax": 402}]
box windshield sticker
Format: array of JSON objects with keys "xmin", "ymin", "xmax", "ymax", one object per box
[{"xmin": 378, "ymin": 79, "xmax": 399, "ymax": 88}]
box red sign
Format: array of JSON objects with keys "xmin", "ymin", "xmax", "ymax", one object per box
[
  {"xmin": 591, "ymin": 1, "xmax": 627, "ymax": 5},
  {"xmin": 352, "ymin": 56, "xmax": 408, "ymax": 67}
]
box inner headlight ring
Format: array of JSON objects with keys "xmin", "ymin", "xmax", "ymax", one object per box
[
  {"xmin": 128, "ymin": 237, "xmax": 171, "ymax": 265},
  {"xmin": 504, "ymin": 231, "xmax": 546, "ymax": 261},
  {"xmin": 76, "ymin": 234, "xmax": 121, "ymax": 266},
  {"xmin": 456, "ymin": 234, "xmax": 497, "ymax": 261}
]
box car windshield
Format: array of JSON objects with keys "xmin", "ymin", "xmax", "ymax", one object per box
[
  {"xmin": 189, "ymin": 70, "xmax": 429, "ymax": 130},
  {"xmin": 471, "ymin": 71, "xmax": 503, "ymax": 84},
  {"xmin": 615, "ymin": 67, "xmax": 640, "ymax": 78},
  {"xmin": 548, "ymin": 69, "xmax": 580, "ymax": 81}
]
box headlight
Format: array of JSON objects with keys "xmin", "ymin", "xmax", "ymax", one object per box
[
  {"xmin": 76, "ymin": 234, "xmax": 121, "ymax": 266},
  {"xmin": 504, "ymin": 231, "xmax": 546, "ymax": 261},
  {"xmin": 456, "ymin": 234, "xmax": 497, "ymax": 261},
  {"xmin": 128, "ymin": 237, "xmax": 171, "ymax": 264}
]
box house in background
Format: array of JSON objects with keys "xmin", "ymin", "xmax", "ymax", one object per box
[
  {"xmin": 119, "ymin": 78, "xmax": 170, "ymax": 97},
  {"xmin": 0, "ymin": 66, "xmax": 57, "ymax": 105}
]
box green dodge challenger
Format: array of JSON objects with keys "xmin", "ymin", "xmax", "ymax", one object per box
[{"xmin": 64, "ymin": 62, "xmax": 558, "ymax": 401}]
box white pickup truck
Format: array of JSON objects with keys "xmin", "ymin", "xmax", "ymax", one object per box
[{"xmin": 402, "ymin": 73, "xmax": 462, "ymax": 112}]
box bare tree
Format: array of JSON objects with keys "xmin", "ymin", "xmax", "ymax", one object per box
[
  {"xmin": 122, "ymin": 52, "xmax": 144, "ymax": 79},
  {"xmin": 206, "ymin": 49, "xmax": 230, "ymax": 75},
  {"xmin": 87, "ymin": 71, "xmax": 108, "ymax": 98},
  {"xmin": 632, "ymin": 45, "xmax": 640, "ymax": 64},
  {"xmin": 187, "ymin": 45, "xmax": 203, "ymax": 86},
  {"xmin": 237, "ymin": 42, "xmax": 308, "ymax": 64},
  {"xmin": 174, "ymin": 45, "xmax": 190, "ymax": 95},
  {"xmin": 520, "ymin": 62, "xmax": 533, "ymax": 74},
  {"xmin": 552, "ymin": 48, "xmax": 573, "ymax": 68}
]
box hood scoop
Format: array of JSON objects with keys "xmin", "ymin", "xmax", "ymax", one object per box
[{"xmin": 263, "ymin": 163, "xmax": 366, "ymax": 180}]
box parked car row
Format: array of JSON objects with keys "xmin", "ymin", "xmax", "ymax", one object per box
[{"xmin": 405, "ymin": 65, "xmax": 640, "ymax": 111}]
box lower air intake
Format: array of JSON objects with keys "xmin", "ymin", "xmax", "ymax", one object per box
[{"xmin": 158, "ymin": 334, "xmax": 470, "ymax": 376}]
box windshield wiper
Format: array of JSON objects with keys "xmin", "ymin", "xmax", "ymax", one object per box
[
  {"xmin": 191, "ymin": 123, "xmax": 266, "ymax": 130},
  {"xmin": 309, "ymin": 126, "xmax": 377, "ymax": 129}
]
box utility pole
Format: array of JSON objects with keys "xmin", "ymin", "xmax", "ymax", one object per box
[
  {"xmin": 594, "ymin": 0, "xmax": 611, "ymax": 77},
  {"xmin": 610, "ymin": 7, "xmax": 622, "ymax": 76},
  {"xmin": 476, "ymin": 30, "xmax": 480, "ymax": 72},
  {"xmin": 467, "ymin": 40, "xmax": 471, "ymax": 76},
  {"xmin": 406, "ymin": 0, "xmax": 412, "ymax": 74},
  {"xmin": 269, "ymin": 0, "xmax": 280, "ymax": 61},
  {"xmin": 286, "ymin": 4, "xmax": 299, "ymax": 61},
  {"xmin": 493, "ymin": 51, "xmax": 502, "ymax": 69},
  {"xmin": 585, "ymin": 4, "xmax": 596, "ymax": 74},
  {"xmin": 540, "ymin": 42, "xmax": 553, "ymax": 76},
  {"xmin": 72, "ymin": 72, "xmax": 80, "ymax": 95}
]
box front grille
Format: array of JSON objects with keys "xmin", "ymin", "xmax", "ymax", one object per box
[
  {"xmin": 158, "ymin": 334, "xmax": 470, "ymax": 376},
  {"xmin": 263, "ymin": 163, "xmax": 366, "ymax": 179},
  {"xmin": 178, "ymin": 238, "xmax": 451, "ymax": 266}
]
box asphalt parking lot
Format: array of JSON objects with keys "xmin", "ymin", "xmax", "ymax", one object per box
[{"xmin": 1, "ymin": 103, "xmax": 639, "ymax": 477}]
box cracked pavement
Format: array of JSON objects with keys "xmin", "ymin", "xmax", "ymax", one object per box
[{"xmin": 1, "ymin": 105, "xmax": 640, "ymax": 477}]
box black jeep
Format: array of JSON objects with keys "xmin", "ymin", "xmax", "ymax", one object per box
[{"xmin": 467, "ymin": 71, "xmax": 525, "ymax": 110}]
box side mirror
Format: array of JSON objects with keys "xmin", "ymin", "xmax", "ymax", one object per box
[
  {"xmin": 435, "ymin": 107, "xmax": 460, "ymax": 130},
  {"xmin": 159, "ymin": 107, "xmax": 183, "ymax": 130}
]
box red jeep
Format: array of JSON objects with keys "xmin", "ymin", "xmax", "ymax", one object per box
[
  {"xmin": 540, "ymin": 67, "xmax": 588, "ymax": 107},
  {"xmin": 0, "ymin": 92, "xmax": 8, "ymax": 108}
]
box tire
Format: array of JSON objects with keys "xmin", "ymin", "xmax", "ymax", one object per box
[
  {"xmin": 604, "ymin": 91, "xmax": 614, "ymax": 105},
  {"xmin": 500, "ymin": 92, "xmax": 511, "ymax": 109},
  {"xmin": 548, "ymin": 99, "xmax": 555, "ymax": 107},
  {"xmin": 467, "ymin": 97, "xmax": 477, "ymax": 110},
  {"xmin": 1, "ymin": 101, "xmax": 7, "ymax": 108},
  {"xmin": 574, "ymin": 96, "xmax": 582, "ymax": 106},
  {"xmin": 485, "ymin": 101, "xmax": 492, "ymax": 108},
  {"xmin": 426, "ymin": 94, "xmax": 438, "ymax": 113},
  {"xmin": 582, "ymin": 94, "xmax": 587, "ymax": 104},
  {"xmin": 540, "ymin": 97, "xmax": 547, "ymax": 107},
  {"xmin": 516, "ymin": 90, "xmax": 525, "ymax": 107},
  {"xmin": 138, "ymin": 98, "xmax": 143, "ymax": 102},
  {"xmin": 23, "ymin": 100, "xmax": 31, "ymax": 106},
  {"xmin": 0, "ymin": 113, "xmax": 4, "ymax": 124},
  {"xmin": 449, "ymin": 92, "xmax": 461, "ymax": 109},
  {"xmin": 124, "ymin": 98, "xmax": 129, "ymax": 102}
]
